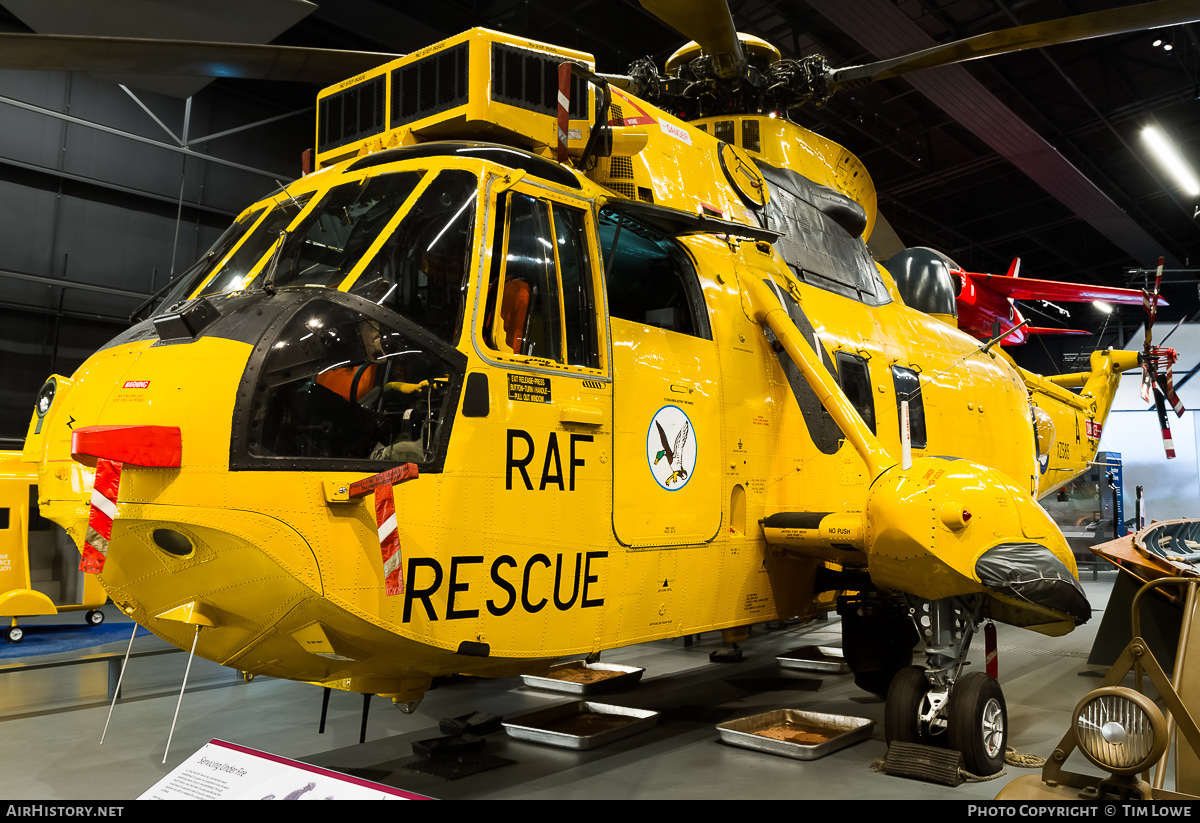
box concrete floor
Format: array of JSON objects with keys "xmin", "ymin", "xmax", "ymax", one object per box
[{"xmin": 0, "ymin": 572, "xmax": 1147, "ymax": 801}]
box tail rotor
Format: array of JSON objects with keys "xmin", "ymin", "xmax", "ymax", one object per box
[{"xmin": 1141, "ymin": 257, "xmax": 1182, "ymax": 459}]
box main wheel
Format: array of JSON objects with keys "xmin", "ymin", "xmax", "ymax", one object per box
[
  {"xmin": 947, "ymin": 671, "xmax": 1007, "ymax": 775},
  {"xmin": 85, "ymin": 609, "xmax": 105, "ymax": 626},
  {"xmin": 5, "ymin": 625, "xmax": 23, "ymax": 643}
]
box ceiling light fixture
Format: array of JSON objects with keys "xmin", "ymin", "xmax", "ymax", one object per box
[
  {"xmin": 1143, "ymin": 125, "xmax": 1200, "ymax": 197},
  {"xmin": 1093, "ymin": 300, "xmax": 1113, "ymax": 314}
]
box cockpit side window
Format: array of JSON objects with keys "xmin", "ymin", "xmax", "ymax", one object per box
[
  {"xmin": 598, "ymin": 207, "xmax": 711, "ymax": 339},
  {"xmin": 835, "ymin": 351, "xmax": 876, "ymax": 435},
  {"xmin": 237, "ymin": 293, "xmax": 467, "ymax": 473},
  {"xmin": 199, "ymin": 194, "xmax": 312, "ymax": 296},
  {"xmin": 496, "ymin": 192, "xmax": 561, "ymax": 361},
  {"xmin": 348, "ymin": 169, "xmax": 478, "ymax": 347},
  {"xmin": 891, "ymin": 365, "xmax": 927, "ymax": 449},
  {"xmin": 480, "ymin": 190, "xmax": 600, "ymax": 370},
  {"xmin": 555, "ymin": 206, "xmax": 600, "ymax": 369}
]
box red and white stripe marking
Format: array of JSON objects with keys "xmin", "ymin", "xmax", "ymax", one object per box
[
  {"xmin": 1160, "ymin": 372, "xmax": 1186, "ymax": 418},
  {"xmin": 374, "ymin": 483, "xmax": 403, "ymax": 597},
  {"xmin": 1146, "ymin": 257, "xmax": 1164, "ymax": 326},
  {"xmin": 1168, "ymin": 390, "xmax": 1186, "ymax": 418},
  {"xmin": 349, "ymin": 463, "xmax": 419, "ymax": 597},
  {"xmin": 80, "ymin": 458, "xmax": 123, "ymax": 573},
  {"xmin": 70, "ymin": 425, "xmax": 182, "ymax": 574},
  {"xmin": 556, "ymin": 63, "xmax": 572, "ymax": 164}
]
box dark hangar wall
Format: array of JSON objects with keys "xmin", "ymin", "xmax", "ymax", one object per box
[{"xmin": 0, "ymin": 69, "xmax": 308, "ymax": 443}]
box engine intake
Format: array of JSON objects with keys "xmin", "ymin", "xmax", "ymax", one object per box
[{"xmin": 885, "ymin": 247, "xmax": 960, "ymax": 322}]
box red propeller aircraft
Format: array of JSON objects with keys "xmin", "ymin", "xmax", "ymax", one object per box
[{"xmin": 941, "ymin": 252, "xmax": 1182, "ymax": 457}]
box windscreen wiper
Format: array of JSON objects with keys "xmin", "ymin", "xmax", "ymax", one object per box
[{"xmin": 261, "ymin": 229, "xmax": 289, "ymax": 296}]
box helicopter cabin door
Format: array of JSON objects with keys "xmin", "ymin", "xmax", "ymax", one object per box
[
  {"xmin": 600, "ymin": 206, "xmax": 722, "ymax": 547},
  {"xmin": 474, "ymin": 176, "xmax": 611, "ymax": 564}
]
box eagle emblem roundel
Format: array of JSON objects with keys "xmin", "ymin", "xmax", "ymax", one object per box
[{"xmin": 646, "ymin": 405, "xmax": 697, "ymax": 491}]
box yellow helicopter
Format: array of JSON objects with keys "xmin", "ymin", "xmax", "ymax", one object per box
[{"xmin": 4, "ymin": 0, "xmax": 1195, "ymax": 777}]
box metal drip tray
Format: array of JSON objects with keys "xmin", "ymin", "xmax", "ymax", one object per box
[
  {"xmin": 503, "ymin": 701, "xmax": 659, "ymax": 750},
  {"xmin": 776, "ymin": 645, "xmax": 848, "ymax": 674},
  {"xmin": 519, "ymin": 661, "xmax": 645, "ymax": 694},
  {"xmin": 717, "ymin": 709, "xmax": 874, "ymax": 760}
]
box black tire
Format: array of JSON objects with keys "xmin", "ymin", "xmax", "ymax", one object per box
[
  {"xmin": 6, "ymin": 625, "xmax": 23, "ymax": 643},
  {"xmin": 947, "ymin": 671, "xmax": 1007, "ymax": 775},
  {"xmin": 85, "ymin": 609, "xmax": 105, "ymax": 626},
  {"xmin": 885, "ymin": 665, "xmax": 935, "ymax": 745}
]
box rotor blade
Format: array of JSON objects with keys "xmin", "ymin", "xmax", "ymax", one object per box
[
  {"xmin": 1154, "ymin": 387, "xmax": 1177, "ymax": 459},
  {"xmin": 1165, "ymin": 359, "xmax": 1200, "ymax": 400},
  {"xmin": 1144, "ymin": 256, "xmax": 1165, "ymax": 349},
  {"xmin": 1157, "ymin": 371, "xmax": 1186, "ymax": 418},
  {"xmin": 831, "ymin": 0, "xmax": 1200, "ymax": 88},
  {"xmin": 1141, "ymin": 364, "xmax": 1155, "ymax": 404},
  {"xmin": 0, "ymin": 33, "xmax": 397, "ymax": 85},
  {"xmin": 639, "ymin": 0, "xmax": 746, "ymax": 80}
]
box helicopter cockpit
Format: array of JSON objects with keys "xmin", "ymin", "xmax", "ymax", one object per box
[
  {"xmin": 135, "ymin": 160, "xmax": 489, "ymax": 476},
  {"xmin": 234, "ymin": 291, "xmax": 465, "ymax": 473}
]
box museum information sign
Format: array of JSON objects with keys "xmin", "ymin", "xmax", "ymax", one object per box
[{"xmin": 140, "ymin": 739, "xmax": 428, "ymax": 800}]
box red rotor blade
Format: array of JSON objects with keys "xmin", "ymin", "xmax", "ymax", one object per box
[{"xmin": 1144, "ymin": 256, "xmax": 1164, "ymax": 350}]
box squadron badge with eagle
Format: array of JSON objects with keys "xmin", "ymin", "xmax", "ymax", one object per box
[{"xmin": 646, "ymin": 406, "xmax": 697, "ymax": 490}]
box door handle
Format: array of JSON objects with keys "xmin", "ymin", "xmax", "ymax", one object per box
[{"xmin": 559, "ymin": 405, "xmax": 605, "ymax": 426}]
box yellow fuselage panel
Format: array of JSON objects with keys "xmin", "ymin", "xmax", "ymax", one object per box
[
  {"xmin": 34, "ymin": 273, "xmax": 1034, "ymax": 677},
  {"xmin": 21, "ymin": 106, "xmax": 1068, "ymax": 692}
]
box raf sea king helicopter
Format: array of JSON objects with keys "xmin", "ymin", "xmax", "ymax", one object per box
[{"xmin": 5, "ymin": 0, "xmax": 1195, "ymax": 776}]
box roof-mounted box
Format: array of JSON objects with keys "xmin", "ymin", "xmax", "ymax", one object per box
[{"xmin": 314, "ymin": 28, "xmax": 596, "ymax": 170}]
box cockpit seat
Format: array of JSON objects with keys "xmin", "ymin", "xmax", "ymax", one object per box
[{"xmin": 499, "ymin": 279, "xmax": 532, "ymax": 354}]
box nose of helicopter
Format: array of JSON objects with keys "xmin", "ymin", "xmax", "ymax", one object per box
[
  {"xmin": 55, "ymin": 337, "xmax": 332, "ymax": 676},
  {"xmin": 22, "ymin": 305, "xmax": 340, "ymax": 672},
  {"xmin": 99, "ymin": 496, "xmax": 332, "ymax": 678},
  {"xmin": 866, "ymin": 456, "xmax": 1091, "ymax": 632},
  {"xmin": 29, "ymin": 289, "xmax": 472, "ymax": 692}
]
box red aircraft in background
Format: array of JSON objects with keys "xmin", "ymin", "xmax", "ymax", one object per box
[
  {"xmin": 953, "ymin": 255, "xmax": 1182, "ymax": 457},
  {"xmin": 954, "ymin": 256, "xmax": 1158, "ymax": 346}
]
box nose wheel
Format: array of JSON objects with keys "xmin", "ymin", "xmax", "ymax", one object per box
[
  {"xmin": 884, "ymin": 665, "xmax": 942, "ymax": 746},
  {"xmin": 883, "ymin": 595, "xmax": 1008, "ymax": 776}
]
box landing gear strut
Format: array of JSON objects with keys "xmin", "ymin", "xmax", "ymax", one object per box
[{"xmin": 884, "ymin": 594, "xmax": 1008, "ymax": 776}]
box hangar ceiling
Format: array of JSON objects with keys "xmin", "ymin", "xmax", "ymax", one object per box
[
  {"xmin": 268, "ymin": 1, "xmax": 1200, "ymax": 289},
  {"xmin": 0, "ymin": 0, "xmax": 1197, "ymax": 437}
]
